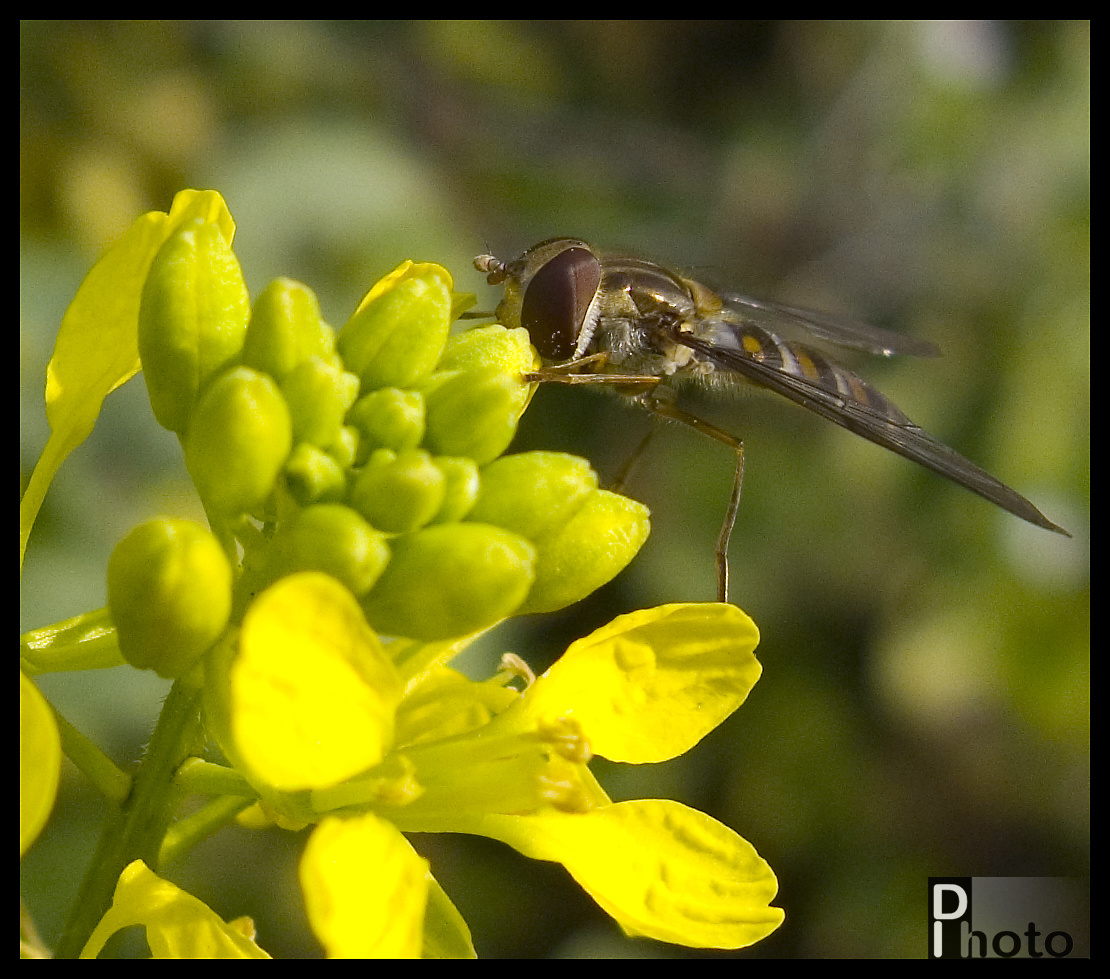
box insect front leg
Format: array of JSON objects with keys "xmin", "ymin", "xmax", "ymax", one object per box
[{"xmin": 523, "ymin": 353, "xmax": 646, "ymax": 384}]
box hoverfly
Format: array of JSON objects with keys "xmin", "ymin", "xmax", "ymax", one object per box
[{"xmin": 474, "ymin": 238, "xmax": 1069, "ymax": 602}]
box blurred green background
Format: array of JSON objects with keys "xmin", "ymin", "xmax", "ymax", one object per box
[{"xmin": 21, "ymin": 21, "xmax": 1088, "ymax": 958}]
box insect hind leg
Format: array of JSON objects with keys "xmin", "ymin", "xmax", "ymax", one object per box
[{"xmin": 715, "ymin": 449, "xmax": 745, "ymax": 605}]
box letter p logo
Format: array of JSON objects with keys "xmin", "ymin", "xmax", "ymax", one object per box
[{"xmin": 929, "ymin": 878, "xmax": 972, "ymax": 958}]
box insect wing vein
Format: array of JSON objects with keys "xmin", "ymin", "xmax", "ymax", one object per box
[
  {"xmin": 716, "ymin": 292, "xmax": 942, "ymax": 359},
  {"xmin": 670, "ymin": 326, "xmax": 1067, "ymax": 534}
]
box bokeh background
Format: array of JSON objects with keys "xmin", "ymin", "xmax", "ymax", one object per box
[{"xmin": 21, "ymin": 21, "xmax": 1088, "ymax": 958}]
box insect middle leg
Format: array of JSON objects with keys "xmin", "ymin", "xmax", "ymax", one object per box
[
  {"xmin": 525, "ymin": 367, "xmax": 745, "ymax": 604},
  {"xmin": 607, "ymin": 425, "xmax": 658, "ymax": 494},
  {"xmin": 632, "ymin": 391, "xmax": 746, "ymax": 605}
]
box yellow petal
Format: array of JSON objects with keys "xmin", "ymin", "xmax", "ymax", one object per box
[
  {"xmin": 522, "ymin": 603, "xmax": 761, "ymax": 763},
  {"xmin": 232, "ymin": 573, "xmax": 402, "ymax": 790},
  {"xmin": 482, "ymin": 799, "xmax": 783, "ymax": 950},
  {"xmin": 19, "ymin": 672, "xmax": 61, "ymax": 856},
  {"xmin": 80, "ymin": 860, "xmax": 269, "ymax": 959},
  {"xmin": 300, "ymin": 813, "xmax": 429, "ymax": 958}
]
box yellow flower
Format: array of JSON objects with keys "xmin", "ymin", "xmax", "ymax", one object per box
[
  {"xmin": 210, "ymin": 581, "xmax": 782, "ymax": 956},
  {"xmin": 22, "ymin": 190, "xmax": 781, "ymax": 958}
]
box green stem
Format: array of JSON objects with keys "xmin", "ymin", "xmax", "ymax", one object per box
[
  {"xmin": 53, "ymin": 709, "xmax": 131, "ymax": 807},
  {"xmin": 158, "ymin": 794, "xmax": 255, "ymax": 868},
  {"xmin": 172, "ymin": 757, "xmax": 255, "ymax": 798},
  {"xmin": 55, "ymin": 680, "xmax": 203, "ymax": 959}
]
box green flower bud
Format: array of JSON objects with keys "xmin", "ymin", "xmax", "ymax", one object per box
[
  {"xmin": 265, "ymin": 504, "xmax": 390, "ymax": 597},
  {"xmin": 329, "ymin": 426, "xmax": 359, "ymax": 470},
  {"xmin": 436, "ymin": 323, "xmax": 539, "ymax": 375},
  {"xmin": 107, "ymin": 518, "xmax": 232, "ymax": 678},
  {"xmin": 242, "ymin": 277, "xmax": 338, "ymax": 381},
  {"xmin": 467, "ymin": 451, "xmax": 597, "ymax": 537},
  {"xmin": 419, "ymin": 325, "xmax": 537, "ymax": 465},
  {"xmin": 348, "ymin": 448, "xmax": 446, "ymax": 534},
  {"xmin": 279, "ymin": 358, "xmax": 360, "ymax": 448},
  {"xmin": 360, "ymin": 524, "xmax": 535, "ymax": 640},
  {"xmin": 514, "ymin": 489, "xmax": 650, "ymax": 615},
  {"xmin": 201, "ymin": 629, "xmax": 240, "ymax": 773},
  {"xmin": 338, "ymin": 262, "xmax": 452, "ymax": 391},
  {"xmin": 430, "ymin": 456, "xmax": 480, "ymax": 523},
  {"xmin": 284, "ymin": 443, "xmax": 347, "ymax": 506},
  {"xmin": 184, "ymin": 366, "xmax": 293, "ymax": 516},
  {"xmin": 420, "ymin": 366, "xmax": 526, "ymax": 465},
  {"xmin": 138, "ymin": 219, "xmax": 250, "ymax": 434},
  {"xmin": 347, "ymin": 387, "xmax": 425, "ymax": 460},
  {"xmin": 467, "ymin": 451, "xmax": 651, "ymax": 614}
]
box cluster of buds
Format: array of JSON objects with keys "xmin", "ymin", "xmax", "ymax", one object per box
[{"xmin": 107, "ymin": 214, "xmax": 650, "ymax": 680}]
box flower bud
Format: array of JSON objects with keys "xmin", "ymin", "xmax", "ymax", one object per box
[
  {"xmin": 107, "ymin": 518, "xmax": 232, "ymax": 678},
  {"xmin": 348, "ymin": 448, "xmax": 446, "ymax": 534},
  {"xmin": 338, "ymin": 262, "xmax": 452, "ymax": 390},
  {"xmin": 360, "ymin": 524, "xmax": 535, "ymax": 640},
  {"xmin": 515, "ymin": 489, "xmax": 650, "ymax": 615},
  {"xmin": 138, "ymin": 219, "xmax": 250, "ymax": 434},
  {"xmin": 184, "ymin": 366, "xmax": 293, "ymax": 516},
  {"xmin": 436, "ymin": 323, "xmax": 539, "ymax": 376},
  {"xmin": 415, "ymin": 325, "xmax": 536, "ymax": 465},
  {"xmin": 347, "ymin": 387, "xmax": 425, "ymax": 460},
  {"xmin": 467, "ymin": 451, "xmax": 596, "ymax": 537},
  {"xmin": 329, "ymin": 426, "xmax": 360, "ymax": 471},
  {"xmin": 284, "ymin": 443, "xmax": 347, "ymax": 506},
  {"xmin": 429, "ymin": 456, "xmax": 480, "ymax": 523},
  {"xmin": 242, "ymin": 278, "xmax": 338, "ymax": 381},
  {"xmin": 467, "ymin": 451, "xmax": 650, "ymax": 614},
  {"xmin": 279, "ymin": 358, "xmax": 360, "ymax": 448},
  {"xmin": 420, "ymin": 366, "xmax": 526, "ymax": 465},
  {"xmin": 265, "ymin": 504, "xmax": 390, "ymax": 597}
]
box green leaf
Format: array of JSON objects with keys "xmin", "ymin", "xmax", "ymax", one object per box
[{"xmin": 421, "ymin": 873, "xmax": 476, "ymax": 958}]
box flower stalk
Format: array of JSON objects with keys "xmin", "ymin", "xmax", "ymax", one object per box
[{"xmin": 56, "ymin": 681, "xmax": 204, "ymax": 958}]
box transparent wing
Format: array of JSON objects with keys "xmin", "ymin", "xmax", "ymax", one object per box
[
  {"xmin": 669, "ymin": 324, "xmax": 1067, "ymax": 535},
  {"xmin": 717, "ymin": 292, "xmax": 941, "ymax": 359}
]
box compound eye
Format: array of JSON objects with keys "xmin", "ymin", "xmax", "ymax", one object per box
[{"xmin": 520, "ymin": 246, "xmax": 602, "ymax": 361}]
